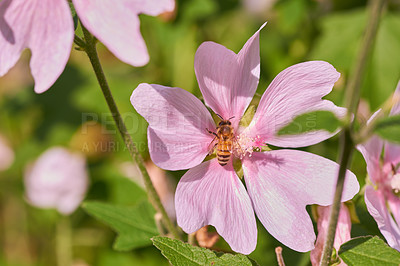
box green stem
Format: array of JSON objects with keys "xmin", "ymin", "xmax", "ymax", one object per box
[
  {"xmin": 319, "ymin": 0, "xmax": 385, "ymax": 265},
  {"xmin": 344, "ymin": 0, "xmax": 386, "ymax": 120},
  {"xmin": 56, "ymin": 216, "xmax": 72, "ymax": 266},
  {"xmin": 73, "ymin": 35, "xmax": 86, "ymax": 49},
  {"xmin": 80, "ymin": 25, "xmax": 180, "ymax": 240}
]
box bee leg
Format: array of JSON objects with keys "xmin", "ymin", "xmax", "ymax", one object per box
[
  {"xmin": 206, "ymin": 128, "xmax": 218, "ymax": 137},
  {"xmin": 208, "ymin": 143, "xmax": 217, "ymax": 156}
]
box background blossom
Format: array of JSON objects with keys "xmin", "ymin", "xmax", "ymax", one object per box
[
  {"xmin": 0, "ymin": 0, "xmax": 174, "ymax": 93},
  {"xmin": 358, "ymin": 81, "xmax": 400, "ymax": 251},
  {"xmin": 310, "ymin": 204, "xmax": 351, "ymax": 266},
  {"xmin": 24, "ymin": 147, "xmax": 88, "ymax": 215}
]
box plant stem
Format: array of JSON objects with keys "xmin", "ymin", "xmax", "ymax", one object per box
[
  {"xmin": 344, "ymin": 0, "xmax": 386, "ymax": 120},
  {"xmin": 56, "ymin": 216, "xmax": 72, "ymax": 266},
  {"xmin": 73, "ymin": 35, "xmax": 86, "ymax": 49},
  {"xmin": 319, "ymin": 0, "xmax": 385, "ymax": 265},
  {"xmin": 80, "ymin": 25, "xmax": 180, "ymax": 240},
  {"xmin": 275, "ymin": 247, "xmax": 286, "ymax": 266}
]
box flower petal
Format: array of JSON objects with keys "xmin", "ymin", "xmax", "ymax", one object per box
[
  {"xmin": 131, "ymin": 83, "xmax": 215, "ymax": 170},
  {"xmin": 242, "ymin": 150, "xmax": 359, "ymax": 252},
  {"xmin": 73, "ymin": 0, "xmax": 174, "ymax": 67},
  {"xmin": 175, "ymin": 159, "xmax": 257, "ymax": 254},
  {"xmin": 385, "ymin": 80, "xmax": 400, "ymax": 165},
  {"xmin": 358, "ymin": 135, "xmax": 384, "ymax": 184},
  {"xmin": 0, "ymin": 0, "xmax": 73, "ymax": 93},
  {"xmin": 248, "ymin": 61, "xmax": 345, "ymax": 147},
  {"xmin": 388, "ymin": 193, "xmax": 400, "ymax": 230},
  {"xmin": 194, "ymin": 23, "xmax": 266, "ymax": 127},
  {"xmin": 135, "ymin": 0, "xmax": 175, "ymax": 16},
  {"xmin": 365, "ymin": 186, "xmax": 400, "ymax": 251},
  {"xmin": 310, "ymin": 205, "xmax": 351, "ymax": 266},
  {"xmin": 357, "ymin": 110, "xmax": 384, "ymax": 183}
]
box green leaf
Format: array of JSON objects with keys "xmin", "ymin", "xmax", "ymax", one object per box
[
  {"xmin": 152, "ymin": 236, "xmax": 258, "ymax": 266},
  {"xmin": 374, "ymin": 115, "xmax": 400, "ymax": 144},
  {"xmin": 339, "ymin": 236, "xmax": 400, "ymax": 266},
  {"xmin": 82, "ymin": 201, "xmax": 158, "ymax": 251},
  {"xmin": 277, "ymin": 110, "xmax": 342, "ymax": 136}
]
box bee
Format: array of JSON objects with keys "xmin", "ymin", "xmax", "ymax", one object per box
[{"xmin": 207, "ymin": 115, "xmax": 236, "ymax": 166}]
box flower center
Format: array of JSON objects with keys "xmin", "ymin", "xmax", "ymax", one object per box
[{"xmin": 234, "ymin": 133, "xmax": 265, "ymax": 159}]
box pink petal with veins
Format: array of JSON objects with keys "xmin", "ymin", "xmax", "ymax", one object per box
[
  {"xmin": 242, "ymin": 150, "xmax": 358, "ymax": 252},
  {"xmin": 248, "ymin": 61, "xmax": 345, "ymax": 147},
  {"xmin": 175, "ymin": 159, "xmax": 257, "ymax": 254},
  {"xmin": 131, "ymin": 83, "xmax": 215, "ymax": 170},
  {"xmin": 0, "ymin": 0, "xmax": 73, "ymax": 93},
  {"xmin": 365, "ymin": 186, "xmax": 400, "ymax": 251},
  {"xmin": 73, "ymin": 0, "xmax": 174, "ymax": 67},
  {"xmin": 194, "ymin": 23, "xmax": 266, "ymax": 128}
]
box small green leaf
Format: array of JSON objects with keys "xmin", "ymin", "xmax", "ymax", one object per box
[
  {"xmin": 83, "ymin": 201, "xmax": 158, "ymax": 251},
  {"xmin": 152, "ymin": 236, "xmax": 258, "ymax": 266},
  {"xmin": 339, "ymin": 236, "xmax": 400, "ymax": 265},
  {"xmin": 277, "ymin": 110, "xmax": 342, "ymax": 136},
  {"xmin": 374, "ymin": 114, "xmax": 400, "ymax": 144}
]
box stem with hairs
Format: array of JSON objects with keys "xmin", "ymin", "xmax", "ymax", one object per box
[{"xmin": 79, "ymin": 24, "xmax": 180, "ymax": 240}]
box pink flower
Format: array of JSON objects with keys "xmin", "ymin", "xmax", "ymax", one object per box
[
  {"xmin": 24, "ymin": 147, "xmax": 88, "ymax": 215},
  {"xmin": 243, "ymin": 0, "xmax": 277, "ymax": 15},
  {"xmin": 358, "ymin": 81, "xmax": 400, "ymax": 251},
  {"xmin": 310, "ymin": 204, "xmax": 351, "ymax": 266},
  {"xmin": 0, "ymin": 0, "xmax": 174, "ymax": 93},
  {"xmin": 0, "ymin": 134, "xmax": 14, "ymax": 171},
  {"xmin": 130, "ymin": 23, "xmax": 359, "ymax": 254}
]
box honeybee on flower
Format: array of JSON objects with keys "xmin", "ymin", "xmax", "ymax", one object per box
[{"xmin": 207, "ymin": 115, "xmax": 241, "ymax": 166}]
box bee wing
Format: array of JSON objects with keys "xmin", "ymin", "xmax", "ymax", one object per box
[
  {"xmin": 207, "ymin": 136, "xmax": 218, "ymax": 155},
  {"xmin": 232, "ymin": 136, "xmax": 243, "ymax": 154}
]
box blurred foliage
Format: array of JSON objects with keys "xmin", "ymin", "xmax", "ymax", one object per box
[
  {"xmin": 83, "ymin": 201, "xmax": 157, "ymax": 251},
  {"xmin": 1, "ymin": 0, "xmax": 400, "ymax": 265}
]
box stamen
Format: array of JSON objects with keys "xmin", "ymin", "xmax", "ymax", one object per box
[{"xmin": 234, "ymin": 133, "xmax": 266, "ymax": 159}]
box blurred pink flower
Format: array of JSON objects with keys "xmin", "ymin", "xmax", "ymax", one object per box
[
  {"xmin": 130, "ymin": 23, "xmax": 359, "ymax": 254},
  {"xmin": 0, "ymin": 0, "xmax": 175, "ymax": 93},
  {"xmin": 358, "ymin": 81, "xmax": 400, "ymax": 251},
  {"xmin": 310, "ymin": 204, "xmax": 351, "ymax": 266},
  {"xmin": 243, "ymin": 0, "xmax": 277, "ymax": 15},
  {"xmin": 24, "ymin": 147, "xmax": 88, "ymax": 215},
  {"xmin": 0, "ymin": 135, "xmax": 14, "ymax": 171}
]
